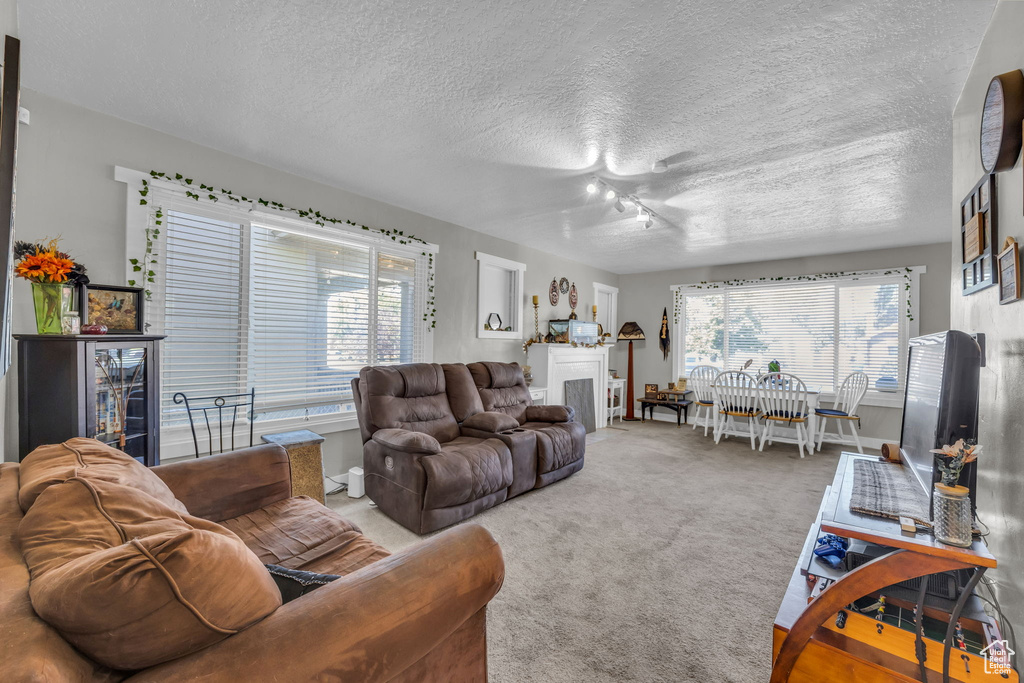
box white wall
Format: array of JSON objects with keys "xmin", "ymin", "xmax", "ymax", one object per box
[
  {"xmin": 611, "ymin": 243, "xmax": 952, "ymax": 443},
  {"xmin": 4, "ymin": 88, "xmax": 618, "ymax": 475},
  {"xmin": 950, "ymin": 0, "xmax": 1024, "ymax": 633}
]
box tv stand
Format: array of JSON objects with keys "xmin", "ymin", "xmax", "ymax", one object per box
[{"xmin": 772, "ymin": 452, "xmax": 1013, "ymax": 682}]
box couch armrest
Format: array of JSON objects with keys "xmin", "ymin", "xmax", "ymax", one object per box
[
  {"xmin": 461, "ymin": 411, "xmax": 520, "ymax": 433},
  {"xmin": 124, "ymin": 524, "xmax": 504, "ymax": 683},
  {"xmin": 525, "ymin": 404, "xmax": 575, "ymax": 423},
  {"xmin": 371, "ymin": 428, "xmax": 442, "ymax": 454},
  {"xmin": 150, "ymin": 444, "xmax": 291, "ymax": 522}
]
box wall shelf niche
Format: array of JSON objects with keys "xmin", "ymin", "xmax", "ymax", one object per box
[{"xmin": 476, "ymin": 251, "xmax": 526, "ymax": 340}]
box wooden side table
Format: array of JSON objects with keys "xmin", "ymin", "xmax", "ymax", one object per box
[{"xmin": 261, "ymin": 430, "xmax": 326, "ymax": 504}]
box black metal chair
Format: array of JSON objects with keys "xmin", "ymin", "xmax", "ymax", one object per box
[{"xmin": 172, "ymin": 388, "xmax": 256, "ymax": 457}]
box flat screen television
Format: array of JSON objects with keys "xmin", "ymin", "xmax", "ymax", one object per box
[{"xmin": 899, "ymin": 330, "xmax": 983, "ymax": 518}]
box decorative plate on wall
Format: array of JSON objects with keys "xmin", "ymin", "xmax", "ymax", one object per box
[
  {"xmin": 549, "ymin": 278, "xmax": 559, "ymax": 306},
  {"xmin": 980, "ymin": 70, "xmax": 1024, "ymax": 173},
  {"xmin": 559, "ymin": 277, "xmax": 570, "ymax": 294}
]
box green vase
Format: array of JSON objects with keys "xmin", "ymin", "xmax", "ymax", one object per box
[{"xmin": 31, "ymin": 282, "xmax": 73, "ymax": 335}]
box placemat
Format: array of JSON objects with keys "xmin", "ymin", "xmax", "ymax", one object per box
[{"xmin": 850, "ymin": 459, "xmax": 931, "ymax": 526}]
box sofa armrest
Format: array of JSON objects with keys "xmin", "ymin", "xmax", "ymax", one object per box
[
  {"xmin": 371, "ymin": 428, "xmax": 442, "ymax": 454},
  {"xmin": 150, "ymin": 444, "xmax": 291, "ymax": 522},
  {"xmin": 525, "ymin": 404, "xmax": 575, "ymax": 423},
  {"xmin": 461, "ymin": 411, "xmax": 520, "ymax": 433},
  {"xmin": 123, "ymin": 524, "xmax": 504, "ymax": 683}
]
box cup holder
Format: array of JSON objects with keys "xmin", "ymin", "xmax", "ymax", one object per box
[{"xmin": 512, "ymin": 428, "xmax": 526, "ymax": 432}]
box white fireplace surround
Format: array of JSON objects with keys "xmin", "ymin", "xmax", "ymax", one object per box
[{"xmin": 528, "ymin": 345, "xmax": 609, "ymax": 427}]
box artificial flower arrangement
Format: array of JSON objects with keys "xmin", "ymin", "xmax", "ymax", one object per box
[
  {"xmin": 14, "ymin": 238, "xmax": 89, "ymax": 285},
  {"xmin": 14, "ymin": 238, "xmax": 89, "ymax": 334},
  {"xmin": 930, "ymin": 438, "xmax": 981, "ymax": 487}
]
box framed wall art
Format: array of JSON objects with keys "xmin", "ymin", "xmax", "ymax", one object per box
[
  {"xmin": 960, "ymin": 174, "xmax": 997, "ymax": 295},
  {"xmin": 998, "ymin": 238, "xmax": 1020, "ymax": 305},
  {"xmin": 79, "ymin": 284, "xmax": 145, "ymax": 333}
]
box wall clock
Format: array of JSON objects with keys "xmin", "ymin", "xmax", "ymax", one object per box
[{"xmin": 980, "ymin": 69, "xmax": 1024, "ymax": 173}]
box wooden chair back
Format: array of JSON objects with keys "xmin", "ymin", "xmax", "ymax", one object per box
[
  {"xmin": 835, "ymin": 371, "xmax": 869, "ymax": 415},
  {"xmin": 757, "ymin": 373, "xmax": 808, "ymax": 421},
  {"xmin": 688, "ymin": 365, "xmax": 718, "ymax": 404},
  {"xmin": 713, "ymin": 371, "xmax": 759, "ymax": 415}
]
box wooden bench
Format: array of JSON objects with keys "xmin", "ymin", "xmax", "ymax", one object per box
[{"xmin": 636, "ymin": 394, "xmax": 692, "ymax": 427}]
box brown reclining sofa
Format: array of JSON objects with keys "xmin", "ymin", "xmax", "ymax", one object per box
[
  {"xmin": 352, "ymin": 361, "xmax": 585, "ymax": 534},
  {"xmin": 1, "ymin": 438, "xmax": 504, "ymax": 682}
]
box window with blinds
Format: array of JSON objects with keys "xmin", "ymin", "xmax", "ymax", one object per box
[
  {"xmin": 159, "ymin": 207, "xmax": 428, "ymax": 429},
  {"xmin": 677, "ymin": 277, "xmax": 909, "ymax": 393}
]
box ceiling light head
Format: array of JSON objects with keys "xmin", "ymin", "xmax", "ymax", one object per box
[
  {"xmin": 636, "ymin": 207, "xmax": 650, "ymax": 222},
  {"xmin": 652, "ymin": 160, "xmax": 668, "ymax": 173},
  {"xmin": 586, "ymin": 181, "xmax": 597, "ymax": 194},
  {"xmin": 644, "ymin": 218, "xmax": 653, "ymax": 229},
  {"xmin": 613, "ymin": 198, "xmax": 625, "ymax": 212},
  {"xmin": 605, "ymin": 189, "xmax": 616, "ymax": 200}
]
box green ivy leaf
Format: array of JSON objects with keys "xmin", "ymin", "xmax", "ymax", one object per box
[
  {"xmin": 133, "ymin": 265, "xmax": 142, "ymax": 272},
  {"xmin": 140, "ymin": 199, "xmax": 148, "ymax": 205},
  {"xmin": 129, "ymin": 258, "xmax": 139, "ymax": 265},
  {"xmin": 128, "ymin": 279, "xmax": 136, "ymax": 286}
]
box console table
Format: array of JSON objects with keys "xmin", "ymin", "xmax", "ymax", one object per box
[{"xmin": 772, "ymin": 452, "xmax": 1013, "ymax": 682}]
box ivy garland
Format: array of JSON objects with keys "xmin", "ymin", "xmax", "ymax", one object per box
[
  {"xmin": 672, "ymin": 268, "xmax": 916, "ymax": 324},
  {"xmin": 129, "ymin": 171, "xmax": 437, "ymax": 329}
]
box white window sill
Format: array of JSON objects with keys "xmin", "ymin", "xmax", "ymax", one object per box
[
  {"xmin": 815, "ymin": 391, "xmax": 904, "ymax": 410},
  {"xmin": 159, "ymin": 413, "xmax": 360, "ymax": 462}
]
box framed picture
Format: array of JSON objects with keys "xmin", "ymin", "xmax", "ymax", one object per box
[
  {"xmin": 644, "ymin": 383, "xmax": 658, "ymax": 398},
  {"xmin": 79, "ymin": 284, "xmax": 145, "ymax": 333},
  {"xmin": 998, "ymin": 240, "xmax": 1020, "ymax": 305},
  {"xmin": 960, "ymin": 174, "xmax": 998, "ymax": 295}
]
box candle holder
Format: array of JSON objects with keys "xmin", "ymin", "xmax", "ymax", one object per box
[{"xmin": 533, "ymin": 301, "xmax": 541, "ymax": 342}]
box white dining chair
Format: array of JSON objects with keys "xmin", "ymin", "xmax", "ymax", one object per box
[
  {"xmin": 712, "ymin": 370, "xmax": 760, "ymax": 450},
  {"xmin": 688, "ymin": 365, "xmax": 718, "ymax": 437},
  {"xmin": 815, "ymin": 371, "xmax": 869, "ymax": 453},
  {"xmin": 757, "ymin": 373, "xmax": 811, "ymax": 458}
]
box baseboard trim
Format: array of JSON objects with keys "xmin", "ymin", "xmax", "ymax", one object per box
[{"xmin": 643, "ymin": 413, "xmax": 894, "ymax": 451}]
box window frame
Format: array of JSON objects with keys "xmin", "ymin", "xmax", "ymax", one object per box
[
  {"xmin": 116, "ymin": 167, "xmax": 438, "ymax": 457},
  {"xmin": 671, "ymin": 268, "xmax": 923, "ymax": 408}
]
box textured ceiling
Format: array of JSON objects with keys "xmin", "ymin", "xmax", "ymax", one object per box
[{"xmin": 18, "ymin": 0, "xmax": 994, "ymax": 273}]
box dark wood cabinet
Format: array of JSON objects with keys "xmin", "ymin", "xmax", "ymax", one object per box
[{"xmin": 16, "ymin": 335, "xmax": 165, "ymax": 465}]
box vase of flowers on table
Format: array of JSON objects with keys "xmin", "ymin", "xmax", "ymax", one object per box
[
  {"xmin": 929, "ymin": 439, "xmax": 980, "ymax": 547},
  {"xmin": 14, "ymin": 239, "xmax": 89, "ymax": 335}
]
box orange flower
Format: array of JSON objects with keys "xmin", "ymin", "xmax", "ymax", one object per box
[
  {"xmin": 15, "ymin": 249, "xmax": 74, "ymax": 283},
  {"xmin": 15, "ymin": 252, "xmax": 50, "ymax": 281}
]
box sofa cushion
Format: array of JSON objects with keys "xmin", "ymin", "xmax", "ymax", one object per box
[
  {"xmin": 18, "ymin": 438, "xmax": 187, "ymax": 515},
  {"xmin": 0, "ymin": 464, "xmax": 117, "ymax": 683},
  {"xmin": 420, "ymin": 437, "xmax": 512, "ymax": 510},
  {"xmin": 441, "ymin": 363, "xmax": 485, "ymax": 421},
  {"xmin": 360, "ymin": 364, "xmax": 461, "ymax": 443},
  {"xmin": 461, "ymin": 411, "xmax": 520, "ymax": 433},
  {"xmin": 520, "ymin": 421, "xmax": 586, "ymax": 474},
  {"xmin": 18, "ymin": 477, "xmax": 281, "ymax": 671},
  {"xmin": 467, "ymin": 362, "xmax": 532, "ymax": 424},
  {"xmin": 221, "ymin": 496, "xmax": 389, "ymax": 575}
]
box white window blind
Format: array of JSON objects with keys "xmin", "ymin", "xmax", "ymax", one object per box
[
  {"xmin": 676, "ymin": 274, "xmax": 913, "ymax": 393},
  {"xmin": 156, "ymin": 201, "xmax": 430, "ymax": 429}
]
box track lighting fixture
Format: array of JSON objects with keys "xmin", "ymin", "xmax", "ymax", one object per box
[{"xmin": 582, "ymin": 177, "xmax": 661, "ymax": 229}]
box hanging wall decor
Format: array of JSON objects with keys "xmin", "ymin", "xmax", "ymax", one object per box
[
  {"xmin": 549, "ymin": 277, "xmax": 559, "ymax": 306},
  {"xmin": 960, "ymin": 174, "xmax": 997, "ymax": 295},
  {"xmin": 979, "ymin": 70, "xmax": 1024, "ymax": 174},
  {"xmin": 998, "ymin": 237, "xmax": 1020, "ymax": 305},
  {"xmin": 559, "ymin": 277, "xmax": 570, "ymax": 294},
  {"xmin": 568, "ymin": 282, "xmax": 578, "ymax": 319},
  {"xmin": 659, "ymin": 307, "xmax": 671, "ymax": 360}
]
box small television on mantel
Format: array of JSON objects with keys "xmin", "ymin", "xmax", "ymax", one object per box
[{"xmin": 898, "ymin": 330, "xmax": 983, "ymax": 518}]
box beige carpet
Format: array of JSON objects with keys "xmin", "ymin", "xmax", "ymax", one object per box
[{"xmin": 329, "ymin": 421, "xmax": 852, "ymax": 682}]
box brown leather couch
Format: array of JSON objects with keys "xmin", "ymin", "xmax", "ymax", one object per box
[
  {"xmin": 1, "ymin": 438, "xmax": 504, "ymax": 682},
  {"xmin": 352, "ymin": 361, "xmax": 585, "ymax": 534}
]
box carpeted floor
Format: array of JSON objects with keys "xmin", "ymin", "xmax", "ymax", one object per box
[{"xmin": 328, "ymin": 421, "xmax": 853, "ymax": 682}]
